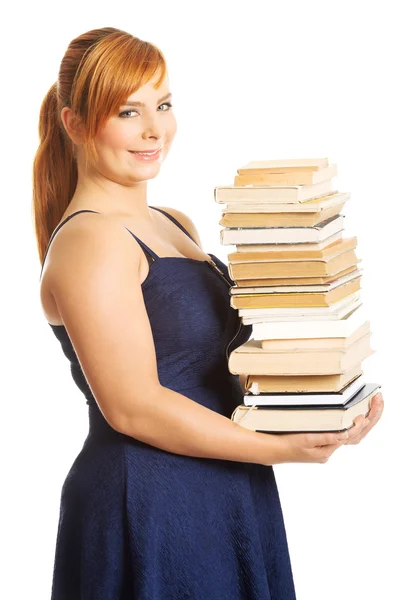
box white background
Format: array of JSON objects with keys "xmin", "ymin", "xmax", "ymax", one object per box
[{"xmin": 2, "ymin": 1, "xmax": 399, "ymax": 598}]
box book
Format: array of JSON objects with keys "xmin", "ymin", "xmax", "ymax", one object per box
[
  {"xmin": 245, "ymin": 364, "xmax": 364, "ymax": 394},
  {"xmin": 224, "ymin": 192, "xmax": 350, "ymax": 214},
  {"xmin": 228, "ymin": 331, "xmax": 373, "ymax": 375},
  {"xmin": 238, "ymin": 291, "xmax": 361, "ymax": 320},
  {"xmin": 228, "ymin": 249, "xmax": 359, "ymax": 280},
  {"xmin": 236, "ymin": 265, "xmax": 359, "ymax": 288},
  {"xmin": 235, "ymin": 231, "xmax": 343, "ymax": 252},
  {"xmin": 230, "ymin": 276, "xmax": 361, "ymax": 310},
  {"xmin": 230, "ymin": 267, "xmax": 362, "ymax": 296},
  {"xmin": 214, "ymin": 157, "xmax": 379, "ymax": 434},
  {"xmin": 236, "ymin": 265, "xmax": 358, "ymax": 287},
  {"xmin": 214, "ymin": 179, "xmax": 335, "ymax": 204},
  {"xmin": 242, "ymin": 298, "xmax": 362, "ymax": 325},
  {"xmin": 259, "ymin": 319, "xmax": 370, "ymax": 351},
  {"xmin": 219, "ymin": 199, "xmax": 346, "ymax": 228},
  {"xmin": 230, "ymin": 383, "xmax": 381, "ymax": 433},
  {"xmin": 234, "ymin": 163, "xmax": 338, "ymax": 187},
  {"xmin": 251, "ymin": 304, "xmax": 367, "ymax": 340},
  {"xmin": 220, "ymin": 215, "xmax": 344, "ymax": 245},
  {"xmin": 237, "ymin": 158, "xmax": 329, "ymax": 173},
  {"xmin": 230, "ymin": 238, "xmax": 357, "ymax": 266},
  {"xmin": 229, "ymin": 236, "xmax": 356, "ymax": 262},
  {"xmin": 243, "ymin": 374, "xmax": 366, "ymax": 406}
]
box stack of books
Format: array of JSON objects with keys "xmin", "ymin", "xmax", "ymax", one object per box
[{"xmin": 214, "ymin": 157, "xmax": 380, "ymax": 433}]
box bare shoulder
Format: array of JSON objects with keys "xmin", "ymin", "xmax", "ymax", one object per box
[
  {"xmin": 42, "ymin": 211, "xmax": 142, "ymax": 291},
  {"xmin": 153, "ymin": 206, "xmax": 202, "ymax": 248},
  {"xmin": 40, "ymin": 210, "xmax": 162, "ymax": 432}
]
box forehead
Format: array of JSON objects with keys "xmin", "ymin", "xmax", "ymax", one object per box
[{"xmin": 125, "ymin": 73, "xmax": 170, "ymax": 103}]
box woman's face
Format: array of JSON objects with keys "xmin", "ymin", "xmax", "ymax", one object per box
[{"xmin": 91, "ymin": 71, "xmax": 177, "ymax": 185}]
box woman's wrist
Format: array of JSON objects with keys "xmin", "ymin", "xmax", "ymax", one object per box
[{"xmin": 246, "ymin": 428, "xmax": 289, "ymax": 466}]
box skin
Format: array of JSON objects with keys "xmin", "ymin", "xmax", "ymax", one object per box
[{"xmin": 40, "ymin": 68, "xmax": 384, "ymax": 465}]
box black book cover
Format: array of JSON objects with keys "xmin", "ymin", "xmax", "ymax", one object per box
[{"xmin": 248, "ymin": 383, "xmax": 380, "ymax": 411}]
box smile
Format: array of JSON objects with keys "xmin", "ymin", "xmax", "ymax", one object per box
[
  {"xmin": 128, "ymin": 147, "xmax": 163, "ymax": 161},
  {"xmin": 129, "ymin": 147, "xmax": 163, "ymax": 156}
]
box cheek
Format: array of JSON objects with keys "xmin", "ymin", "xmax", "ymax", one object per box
[
  {"xmin": 97, "ymin": 121, "xmax": 132, "ymax": 151},
  {"xmin": 168, "ymin": 115, "xmax": 178, "ymax": 138}
]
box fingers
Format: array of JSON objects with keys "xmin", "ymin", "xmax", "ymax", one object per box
[
  {"xmin": 306, "ymin": 430, "xmax": 349, "ymax": 448},
  {"xmin": 301, "ymin": 391, "xmax": 385, "ymax": 462},
  {"xmin": 343, "ymin": 414, "xmax": 368, "ymax": 445},
  {"xmin": 344, "ymin": 393, "xmax": 384, "ymax": 445}
]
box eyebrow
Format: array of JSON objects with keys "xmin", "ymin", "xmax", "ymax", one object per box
[{"xmin": 122, "ymin": 93, "xmax": 172, "ymax": 107}]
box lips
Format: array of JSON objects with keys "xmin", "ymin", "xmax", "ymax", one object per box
[{"xmin": 129, "ymin": 146, "xmax": 162, "ymax": 155}]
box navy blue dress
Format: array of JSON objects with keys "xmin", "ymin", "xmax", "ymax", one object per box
[{"xmin": 42, "ymin": 206, "xmax": 296, "ymax": 600}]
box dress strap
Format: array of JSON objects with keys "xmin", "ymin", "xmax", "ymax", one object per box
[
  {"xmin": 39, "ymin": 209, "xmax": 101, "ymax": 280},
  {"xmin": 124, "ymin": 205, "xmax": 197, "ymax": 262},
  {"xmin": 40, "ymin": 205, "xmax": 190, "ymax": 279},
  {"xmin": 149, "ymin": 205, "xmax": 196, "ymax": 243},
  {"xmin": 122, "ymin": 229, "xmax": 159, "ymax": 262}
]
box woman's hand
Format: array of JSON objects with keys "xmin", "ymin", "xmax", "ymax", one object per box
[
  {"xmin": 276, "ymin": 428, "xmax": 351, "ymax": 464},
  {"xmin": 343, "ymin": 391, "xmax": 384, "ymax": 445},
  {"xmin": 273, "ymin": 391, "xmax": 384, "ymax": 464}
]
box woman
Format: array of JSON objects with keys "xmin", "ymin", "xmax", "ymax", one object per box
[{"xmin": 34, "ymin": 26, "xmax": 384, "ymax": 600}]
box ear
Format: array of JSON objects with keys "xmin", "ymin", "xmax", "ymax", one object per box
[{"xmin": 60, "ymin": 106, "xmax": 85, "ymax": 145}]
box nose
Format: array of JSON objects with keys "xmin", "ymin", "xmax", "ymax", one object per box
[{"xmin": 141, "ymin": 113, "xmax": 166, "ymax": 141}]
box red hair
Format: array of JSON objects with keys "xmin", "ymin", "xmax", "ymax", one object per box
[{"xmin": 32, "ymin": 26, "xmax": 167, "ymax": 264}]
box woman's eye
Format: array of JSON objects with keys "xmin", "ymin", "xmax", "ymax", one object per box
[{"xmin": 119, "ymin": 102, "xmax": 173, "ymax": 118}]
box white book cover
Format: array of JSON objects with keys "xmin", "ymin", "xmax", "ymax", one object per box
[
  {"xmin": 244, "ymin": 374, "xmax": 366, "ymax": 406},
  {"xmin": 224, "ymin": 192, "xmax": 350, "ymax": 213},
  {"xmin": 249, "ymin": 304, "xmax": 366, "ymax": 338},
  {"xmin": 241, "ymin": 296, "xmax": 362, "ymax": 325},
  {"xmin": 235, "ymin": 231, "xmax": 343, "ymax": 252},
  {"xmin": 220, "ymin": 215, "xmax": 344, "ymax": 245},
  {"xmin": 214, "ymin": 180, "xmax": 335, "ymax": 204},
  {"xmin": 221, "ymin": 215, "xmax": 344, "ymax": 245}
]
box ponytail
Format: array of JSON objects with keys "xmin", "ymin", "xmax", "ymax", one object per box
[
  {"xmin": 32, "ymin": 27, "xmax": 167, "ymax": 270},
  {"xmin": 32, "ymin": 82, "xmax": 77, "ymax": 266}
]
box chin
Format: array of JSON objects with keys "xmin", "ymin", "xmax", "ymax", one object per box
[{"xmin": 128, "ymin": 170, "xmax": 160, "ymax": 183}]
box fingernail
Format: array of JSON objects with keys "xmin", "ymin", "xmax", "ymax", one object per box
[{"xmin": 365, "ymin": 419, "xmax": 370, "ymax": 426}]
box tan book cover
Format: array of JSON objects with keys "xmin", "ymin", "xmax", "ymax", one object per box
[
  {"xmin": 229, "ymin": 236, "xmax": 357, "ymax": 263},
  {"xmin": 214, "ymin": 179, "xmax": 335, "ymax": 204},
  {"xmin": 234, "ymin": 164, "xmax": 338, "ymax": 187},
  {"xmin": 235, "ymin": 265, "xmax": 359, "ymax": 287},
  {"xmin": 228, "ymin": 332, "xmax": 373, "ymax": 376},
  {"xmin": 237, "ymin": 158, "xmax": 329, "ymax": 173},
  {"xmin": 230, "ymin": 277, "xmax": 361, "ymax": 310},
  {"xmin": 245, "ymin": 364, "xmax": 364, "ymax": 393},
  {"xmin": 230, "ymin": 268, "xmax": 361, "ymax": 295},
  {"xmin": 220, "ymin": 201, "xmax": 345, "ymax": 228},
  {"xmin": 228, "ymin": 249, "xmax": 359, "ymax": 280}
]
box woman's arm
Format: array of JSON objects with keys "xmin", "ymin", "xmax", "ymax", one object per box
[{"xmin": 48, "ymin": 213, "xmax": 285, "ymax": 466}]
